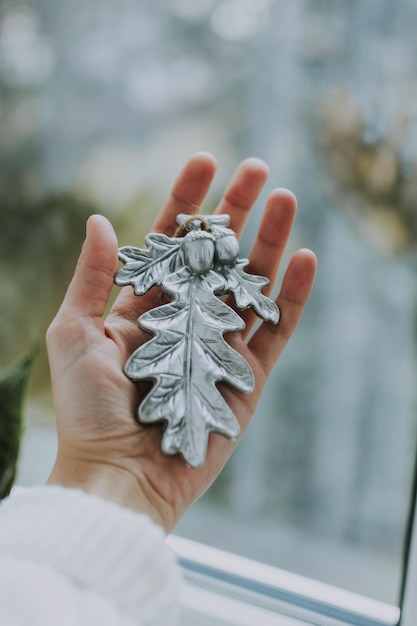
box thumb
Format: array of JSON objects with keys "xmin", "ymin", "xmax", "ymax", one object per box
[{"xmin": 62, "ymin": 214, "xmax": 118, "ymax": 321}]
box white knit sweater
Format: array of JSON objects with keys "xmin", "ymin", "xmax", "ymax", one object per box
[{"xmin": 0, "ymin": 486, "xmax": 180, "ymax": 625}]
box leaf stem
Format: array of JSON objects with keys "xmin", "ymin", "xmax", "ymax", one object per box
[{"xmin": 185, "ymin": 279, "xmax": 196, "ymax": 442}]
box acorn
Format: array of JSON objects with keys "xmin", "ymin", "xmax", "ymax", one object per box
[
  {"xmin": 181, "ymin": 230, "xmax": 215, "ymax": 275},
  {"xmin": 214, "ymin": 229, "xmax": 240, "ymax": 266}
]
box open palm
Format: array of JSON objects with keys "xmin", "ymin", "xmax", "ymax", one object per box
[{"xmin": 47, "ymin": 153, "xmax": 317, "ymax": 532}]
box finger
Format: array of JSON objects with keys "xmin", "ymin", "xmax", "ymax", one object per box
[
  {"xmin": 59, "ymin": 214, "xmax": 119, "ymax": 321},
  {"xmin": 227, "ymin": 189, "xmax": 297, "ymax": 336},
  {"xmin": 249, "ymin": 249, "xmax": 317, "ymax": 375},
  {"xmin": 215, "ymin": 157, "xmax": 269, "ymax": 237},
  {"xmin": 151, "ymin": 152, "xmax": 217, "ymax": 235}
]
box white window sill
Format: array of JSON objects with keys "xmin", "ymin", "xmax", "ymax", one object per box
[
  {"xmin": 179, "ymin": 583, "xmax": 304, "ymax": 626},
  {"xmin": 168, "ymin": 535, "xmax": 400, "ymax": 626}
]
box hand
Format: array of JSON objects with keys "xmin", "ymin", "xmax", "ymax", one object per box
[{"xmin": 46, "ymin": 153, "xmax": 317, "ymax": 532}]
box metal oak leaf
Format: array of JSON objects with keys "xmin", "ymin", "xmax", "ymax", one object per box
[
  {"xmin": 124, "ymin": 268, "xmax": 254, "ymax": 468},
  {"xmin": 114, "ymin": 213, "xmax": 279, "ymax": 467},
  {"xmin": 115, "ymin": 233, "xmax": 181, "ymax": 295}
]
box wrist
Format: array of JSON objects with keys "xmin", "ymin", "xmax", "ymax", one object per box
[{"xmin": 47, "ymin": 457, "xmax": 170, "ymax": 532}]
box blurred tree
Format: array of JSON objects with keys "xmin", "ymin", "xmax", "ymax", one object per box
[
  {"xmin": 0, "ymin": 193, "xmax": 97, "ymax": 386},
  {"xmin": 318, "ymin": 89, "xmax": 417, "ymax": 256}
]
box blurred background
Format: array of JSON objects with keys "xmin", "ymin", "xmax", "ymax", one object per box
[{"xmin": 1, "ymin": 0, "xmax": 417, "ymax": 606}]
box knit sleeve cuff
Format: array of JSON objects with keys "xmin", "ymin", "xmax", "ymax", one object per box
[{"xmin": 0, "ymin": 486, "xmax": 180, "ymax": 626}]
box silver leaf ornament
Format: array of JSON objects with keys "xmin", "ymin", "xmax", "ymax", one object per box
[{"xmin": 114, "ymin": 214, "xmax": 280, "ymax": 468}]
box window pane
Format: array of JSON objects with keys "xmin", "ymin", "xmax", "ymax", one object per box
[{"xmin": 3, "ymin": 0, "xmax": 417, "ymax": 606}]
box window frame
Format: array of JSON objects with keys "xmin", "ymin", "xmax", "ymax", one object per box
[
  {"xmin": 167, "ymin": 535, "xmax": 401, "ymax": 626},
  {"xmin": 398, "ymin": 467, "xmax": 417, "ymax": 626}
]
